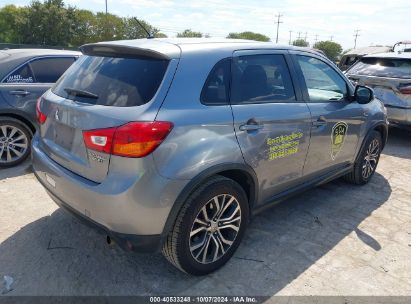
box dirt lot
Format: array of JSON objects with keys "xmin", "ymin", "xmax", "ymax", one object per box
[{"xmin": 0, "ymin": 128, "xmax": 410, "ymax": 297}]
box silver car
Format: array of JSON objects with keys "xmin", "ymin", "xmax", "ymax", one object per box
[
  {"xmin": 32, "ymin": 39, "xmax": 388, "ymax": 275},
  {"xmin": 346, "ymin": 52, "xmax": 411, "ymax": 128}
]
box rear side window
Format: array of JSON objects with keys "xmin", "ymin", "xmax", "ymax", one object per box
[
  {"xmin": 348, "ymin": 57, "xmax": 411, "ymax": 79},
  {"xmin": 231, "ymin": 54, "xmax": 295, "ymax": 104},
  {"xmin": 30, "ymin": 57, "xmax": 75, "ymax": 83},
  {"xmin": 4, "ymin": 64, "xmax": 34, "ymax": 83},
  {"xmin": 52, "ymin": 55, "xmax": 169, "ymax": 107},
  {"xmin": 296, "ymin": 56, "xmax": 348, "ymax": 102},
  {"xmin": 201, "ymin": 59, "xmax": 231, "ymax": 105}
]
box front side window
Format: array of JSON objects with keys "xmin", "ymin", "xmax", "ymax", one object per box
[
  {"xmin": 297, "ymin": 56, "xmax": 348, "ymax": 102},
  {"xmin": 231, "ymin": 54, "xmax": 295, "ymax": 104},
  {"xmin": 201, "ymin": 59, "xmax": 231, "ymax": 105},
  {"xmin": 29, "ymin": 57, "xmax": 76, "ymax": 83},
  {"xmin": 4, "ymin": 64, "xmax": 34, "ymax": 83}
]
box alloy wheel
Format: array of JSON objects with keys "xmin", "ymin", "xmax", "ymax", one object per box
[
  {"xmin": 362, "ymin": 138, "xmax": 380, "ymax": 179},
  {"xmin": 189, "ymin": 194, "xmax": 242, "ymax": 264},
  {"xmin": 0, "ymin": 125, "xmax": 29, "ymax": 164}
]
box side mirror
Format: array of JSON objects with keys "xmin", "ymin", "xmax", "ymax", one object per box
[{"xmin": 354, "ymin": 85, "xmax": 374, "ymax": 104}]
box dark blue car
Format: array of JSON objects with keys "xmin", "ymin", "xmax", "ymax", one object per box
[{"xmin": 0, "ymin": 48, "xmax": 79, "ymax": 167}]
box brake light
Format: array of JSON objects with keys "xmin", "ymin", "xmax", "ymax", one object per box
[
  {"xmin": 83, "ymin": 121, "xmax": 173, "ymax": 158},
  {"xmin": 36, "ymin": 98, "xmax": 47, "ymax": 124},
  {"xmin": 400, "ymin": 88, "xmax": 411, "ymax": 94}
]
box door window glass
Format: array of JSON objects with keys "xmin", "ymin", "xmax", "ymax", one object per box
[
  {"xmin": 201, "ymin": 58, "xmax": 231, "ymax": 105},
  {"xmin": 4, "ymin": 64, "xmax": 34, "ymax": 83},
  {"xmin": 297, "ymin": 56, "xmax": 348, "ymax": 101},
  {"xmin": 29, "ymin": 57, "xmax": 76, "ymax": 83},
  {"xmin": 231, "ymin": 54, "xmax": 295, "ymax": 104}
]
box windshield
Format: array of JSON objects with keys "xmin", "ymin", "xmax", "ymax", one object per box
[
  {"xmin": 52, "ymin": 55, "xmax": 169, "ymax": 106},
  {"xmin": 348, "ymin": 57, "xmax": 411, "ymax": 79}
]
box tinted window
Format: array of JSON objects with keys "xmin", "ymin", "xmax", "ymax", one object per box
[
  {"xmin": 30, "ymin": 57, "xmax": 75, "ymax": 83},
  {"xmin": 348, "ymin": 57, "xmax": 411, "ymax": 79},
  {"xmin": 4, "ymin": 64, "xmax": 34, "ymax": 83},
  {"xmin": 201, "ymin": 59, "xmax": 231, "ymax": 105},
  {"xmin": 52, "ymin": 56, "xmax": 169, "ymax": 107},
  {"xmin": 297, "ymin": 56, "xmax": 347, "ymax": 102},
  {"xmin": 231, "ymin": 54, "xmax": 295, "ymax": 104}
]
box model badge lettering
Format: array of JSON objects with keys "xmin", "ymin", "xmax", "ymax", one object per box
[
  {"xmin": 331, "ymin": 122, "xmax": 348, "ymax": 160},
  {"xmin": 89, "ymin": 151, "xmax": 106, "ymax": 163}
]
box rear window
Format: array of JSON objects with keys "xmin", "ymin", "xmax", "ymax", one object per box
[
  {"xmin": 348, "ymin": 57, "xmax": 411, "ymax": 79},
  {"xmin": 52, "ymin": 55, "xmax": 169, "ymax": 107}
]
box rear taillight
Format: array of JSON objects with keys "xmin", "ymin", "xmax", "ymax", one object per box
[
  {"xmin": 83, "ymin": 121, "xmax": 173, "ymax": 158},
  {"xmin": 400, "ymin": 88, "xmax": 411, "ymax": 95},
  {"xmin": 36, "ymin": 97, "xmax": 47, "ymax": 124}
]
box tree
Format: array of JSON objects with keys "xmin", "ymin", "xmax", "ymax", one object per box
[
  {"xmin": 227, "ymin": 31, "xmax": 270, "ymax": 42},
  {"xmin": 313, "ymin": 41, "xmax": 343, "ymax": 62},
  {"xmin": 292, "ymin": 39, "xmax": 309, "ymax": 47},
  {"xmin": 0, "ymin": 5, "xmax": 26, "ymax": 43},
  {"xmin": 177, "ymin": 29, "xmax": 203, "ymax": 38}
]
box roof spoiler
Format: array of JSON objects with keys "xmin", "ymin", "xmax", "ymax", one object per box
[{"xmin": 79, "ymin": 43, "xmax": 170, "ymax": 60}]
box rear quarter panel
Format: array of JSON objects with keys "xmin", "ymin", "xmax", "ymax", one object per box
[{"xmin": 153, "ymin": 49, "xmax": 245, "ymax": 180}]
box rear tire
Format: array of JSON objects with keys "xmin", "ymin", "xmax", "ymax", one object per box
[
  {"xmin": 344, "ymin": 130, "xmax": 382, "ymax": 185},
  {"xmin": 0, "ymin": 117, "xmax": 32, "ymax": 168},
  {"xmin": 162, "ymin": 176, "xmax": 249, "ymax": 275}
]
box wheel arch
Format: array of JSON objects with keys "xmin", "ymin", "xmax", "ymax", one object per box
[
  {"xmin": 0, "ymin": 112, "xmax": 36, "ymax": 136},
  {"xmin": 160, "ymin": 163, "xmax": 258, "ymax": 245},
  {"xmin": 356, "ymin": 121, "xmax": 388, "ymax": 163}
]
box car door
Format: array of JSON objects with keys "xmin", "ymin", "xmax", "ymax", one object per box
[
  {"xmin": 0, "ymin": 56, "xmax": 76, "ymax": 122},
  {"xmin": 290, "ymin": 52, "xmax": 365, "ymax": 177},
  {"xmin": 230, "ymin": 50, "xmax": 312, "ymax": 205}
]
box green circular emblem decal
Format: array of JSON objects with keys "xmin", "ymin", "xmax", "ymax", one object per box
[{"xmin": 331, "ymin": 122, "xmax": 348, "ymax": 160}]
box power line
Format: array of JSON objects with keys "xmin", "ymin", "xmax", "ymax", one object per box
[
  {"xmin": 354, "ymin": 29, "xmax": 360, "ymax": 48},
  {"xmin": 275, "ymin": 13, "xmax": 283, "ymax": 44}
]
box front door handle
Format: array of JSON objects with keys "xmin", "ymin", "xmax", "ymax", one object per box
[
  {"xmin": 312, "ymin": 116, "xmax": 327, "ymax": 127},
  {"xmin": 239, "ymin": 124, "xmax": 264, "ymax": 131},
  {"xmin": 9, "ymin": 90, "xmax": 30, "ymax": 96}
]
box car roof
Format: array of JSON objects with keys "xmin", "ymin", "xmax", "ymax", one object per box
[
  {"xmin": 82, "ymin": 38, "xmax": 322, "ymax": 60},
  {"xmin": 343, "ymin": 46, "xmax": 392, "ymax": 57},
  {"xmin": 363, "ymin": 51, "xmax": 411, "ymax": 59}
]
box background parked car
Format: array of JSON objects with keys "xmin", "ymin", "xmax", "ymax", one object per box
[
  {"xmin": 339, "ymin": 46, "xmax": 392, "ymax": 71},
  {"xmin": 345, "ymin": 52, "xmax": 411, "ymax": 129},
  {"xmin": 0, "ymin": 49, "xmax": 80, "ymax": 167}
]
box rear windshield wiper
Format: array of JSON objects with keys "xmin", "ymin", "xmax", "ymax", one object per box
[{"xmin": 64, "ymin": 88, "xmax": 98, "ymax": 99}]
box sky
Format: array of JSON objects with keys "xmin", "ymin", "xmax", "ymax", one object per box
[{"xmin": 1, "ymin": 0, "xmax": 410, "ymax": 50}]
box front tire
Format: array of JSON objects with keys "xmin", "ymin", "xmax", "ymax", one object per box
[
  {"xmin": 344, "ymin": 130, "xmax": 382, "ymax": 185},
  {"xmin": 0, "ymin": 117, "xmax": 32, "ymax": 168},
  {"xmin": 162, "ymin": 176, "xmax": 249, "ymax": 275}
]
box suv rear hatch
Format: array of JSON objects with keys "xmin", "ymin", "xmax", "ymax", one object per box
[
  {"xmin": 36, "ymin": 41, "xmax": 180, "ymax": 183},
  {"xmin": 346, "ymin": 56, "xmax": 411, "ymax": 108}
]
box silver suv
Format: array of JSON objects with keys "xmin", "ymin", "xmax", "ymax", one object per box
[{"xmin": 32, "ymin": 39, "xmax": 388, "ymax": 275}]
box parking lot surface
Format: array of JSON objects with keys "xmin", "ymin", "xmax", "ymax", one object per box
[{"xmin": 0, "ymin": 128, "xmax": 410, "ymax": 296}]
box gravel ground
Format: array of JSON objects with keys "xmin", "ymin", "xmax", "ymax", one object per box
[{"xmin": 0, "ymin": 128, "xmax": 410, "ymax": 297}]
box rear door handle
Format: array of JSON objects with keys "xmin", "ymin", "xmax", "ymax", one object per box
[
  {"xmin": 9, "ymin": 90, "xmax": 30, "ymax": 96},
  {"xmin": 312, "ymin": 117, "xmax": 327, "ymax": 127},
  {"xmin": 239, "ymin": 124, "xmax": 264, "ymax": 131}
]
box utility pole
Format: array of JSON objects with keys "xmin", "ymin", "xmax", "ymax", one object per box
[
  {"xmin": 313, "ymin": 34, "xmax": 319, "ymax": 46},
  {"xmin": 304, "ymin": 32, "xmax": 308, "ymax": 42},
  {"xmin": 275, "ymin": 13, "xmax": 283, "ymax": 44},
  {"xmin": 330, "ymin": 35, "xmax": 333, "ymax": 41},
  {"xmin": 105, "ymin": 0, "xmax": 108, "ymax": 14},
  {"xmin": 289, "ymin": 30, "xmax": 292, "ymax": 45},
  {"xmin": 354, "ymin": 29, "xmax": 360, "ymax": 48},
  {"xmin": 297, "ymin": 32, "xmax": 302, "ymax": 39}
]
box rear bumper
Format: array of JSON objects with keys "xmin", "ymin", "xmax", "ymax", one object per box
[
  {"xmin": 31, "ymin": 134, "xmax": 189, "ymax": 252},
  {"xmin": 45, "ymin": 187, "xmax": 161, "ymax": 252}
]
